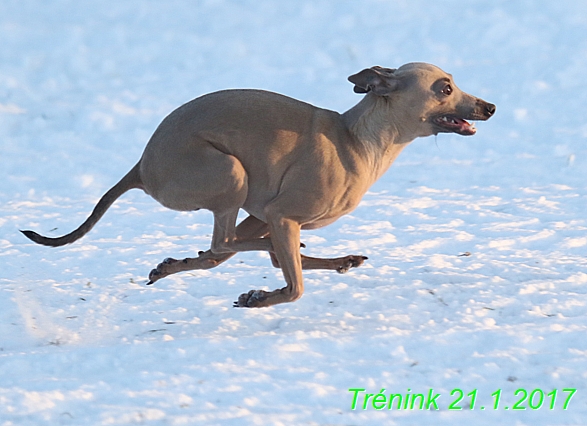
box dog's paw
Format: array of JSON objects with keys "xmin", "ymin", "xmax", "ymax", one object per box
[
  {"xmin": 336, "ymin": 255, "xmax": 368, "ymax": 274},
  {"xmin": 147, "ymin": 257, "xmax": 178, "ymax": 285},
  {"xmin": 233, "ymin": 289, "xmax": 268, "ymax": 308}
]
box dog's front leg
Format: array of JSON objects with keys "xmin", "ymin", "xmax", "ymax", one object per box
[
  {"xmin": 235, "ymin": 217, "xmax": 303, "ymax": 308},
  {"xmin": 147, "ymin": 215, "xmax": 268, "ymax": 285}
]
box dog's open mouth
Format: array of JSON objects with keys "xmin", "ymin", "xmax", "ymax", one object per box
[{"xmin": 433, "ymin": 115, "xmax": 477, "ymax": 136}]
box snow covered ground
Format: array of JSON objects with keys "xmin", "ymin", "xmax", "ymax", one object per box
[{"xmin": 1, "ymin": 0, "xmax": 586, "ymax": 424}]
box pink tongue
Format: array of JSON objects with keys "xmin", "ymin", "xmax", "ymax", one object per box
[{"xmin": 457, "ymin": 118, "xmax": 476, "ymax": 135}]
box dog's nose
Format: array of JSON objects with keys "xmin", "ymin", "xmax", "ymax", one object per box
[{"xmin": 485, "ymin": 103, "xmax": 496, "ymax": 117}]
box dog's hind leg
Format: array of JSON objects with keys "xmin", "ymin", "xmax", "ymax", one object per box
[{"xmin": 270, "ymin": 253, "xmax": 368, "ymax": 274}]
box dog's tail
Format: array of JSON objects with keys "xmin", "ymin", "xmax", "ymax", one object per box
[{"xmin": 21, "ymin": 162, "xmax": 143, "ymax": 247}]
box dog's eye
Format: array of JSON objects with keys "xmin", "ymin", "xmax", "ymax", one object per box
[{"xmin": 441, "ymin": 84, "xmax": 453, "ymax": 96}]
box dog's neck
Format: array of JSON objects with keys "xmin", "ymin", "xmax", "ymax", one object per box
[{"xmin": 342, "ymin": 93, "xmax": 417, "ymax": 183}]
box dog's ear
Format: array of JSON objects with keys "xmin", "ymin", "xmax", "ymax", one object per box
[{"xmin": 348, "ymin": 66, "xmax": 399, "ymax": 96}]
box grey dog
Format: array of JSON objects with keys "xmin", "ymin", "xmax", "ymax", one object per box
[{"xmin": 22, "ymin": 63, "xmax": 495, "ymax": 308}]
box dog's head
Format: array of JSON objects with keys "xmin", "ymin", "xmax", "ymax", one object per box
[{"xmin": 348, "ymin": 63, "xmax": 495, "ymax": 138}]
